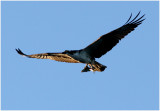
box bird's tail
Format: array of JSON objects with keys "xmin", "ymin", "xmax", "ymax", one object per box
[
  {"xmin": 81, "ymin": 61, "xmax": 107, "ymax": 72},
  {"xmin": 91, "ymin": 61, "xmax": 107, "ymax": 72}
]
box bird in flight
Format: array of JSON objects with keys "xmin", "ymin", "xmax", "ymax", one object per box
[{"xmin": 16, "ymin": 12, "xmax": 145, "ymax": 72}]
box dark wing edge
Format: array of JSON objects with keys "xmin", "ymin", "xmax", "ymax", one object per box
[
  {"xmin": 16, "ymin": 48, "xmax": 28, "ymax": 57},
  {"xmin": 15, "ymin": 48, "xmax": 80, "ymax": 63},
  {"xmin": 84, "ymin": 11, "xmax": 145, "ymax": 58}
]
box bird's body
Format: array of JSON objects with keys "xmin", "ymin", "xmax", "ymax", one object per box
[
  {"xmin": 65, "ymin": 50, "xmax": 92, "ymax": 64},
  {"xmin": 16, "ymin": 12, "xmax": 145, "ymax": 72}
]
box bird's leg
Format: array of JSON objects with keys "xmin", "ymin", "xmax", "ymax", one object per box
[
  {"xmin": 90, "ymin": 61, "xmax": 95, "ymax": 70},
  {"xmin": 85, "ymin": 64, "xmax": 88, "ymax": 68},
  {"xmin": 81, "ymin": 64, "xmax": 90, "ymax": 72}
]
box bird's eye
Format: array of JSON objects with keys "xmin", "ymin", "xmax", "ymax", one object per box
[{"xmin": 65, "ymin": 50, "xmax": 69, "ymax": 52}]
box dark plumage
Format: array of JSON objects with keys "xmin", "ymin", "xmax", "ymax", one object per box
[
  {"xmin": 16, "ymin": 12, "xmax": 145, "ymax": 72},
  {"xmin": 84, "ymin": 11, "xmax": 145, "ymax": 58}
]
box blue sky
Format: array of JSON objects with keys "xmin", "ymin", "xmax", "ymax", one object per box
[{"xmin": 1, "ymin": 1, "xmax": 159, "ymax": 110}]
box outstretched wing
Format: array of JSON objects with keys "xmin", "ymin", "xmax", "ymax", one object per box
[
  {"xmin": 84, "ymin": 12, "xmax": 145, "ymax": 58},
  {"xmin": 16, "ymin": 48, "xmax": 80, "ymax": 63}
]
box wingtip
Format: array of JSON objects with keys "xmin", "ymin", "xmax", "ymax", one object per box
[
  {"xmin": 15, "ymin": 48, "xmax": 27, "ymax": 56},
  {"xmin": 125, "ymin": 11, "xmax": 145, "ymax": 25},
  {"xmin": 138, "ymin": 10, "xmax": 141, "ymax": 14}
]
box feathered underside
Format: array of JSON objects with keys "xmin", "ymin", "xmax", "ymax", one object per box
[
  {"xmin": 84, "ymin": 11, "xmax": 145, "ymax": 58},
  {"xmin": 16, "ymin": 48, "xmax": 81, "ymax": 63}
]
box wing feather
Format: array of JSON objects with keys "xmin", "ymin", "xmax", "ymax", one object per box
[
  {"xmin": 16, "ymin": 48, "xmax": 80, "ymax": 63},
  {"xmin": 84, "ymin": 12, "xmax": 145, "ymax": 58}
]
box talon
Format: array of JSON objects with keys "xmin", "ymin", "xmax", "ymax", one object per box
[
  {"xmin": 91, "ymin": 65, "xmax": 95, "ymax": 70},
  {"xmin": 81, "ymin": 64, "xmax": 90, "ymax": 72}
]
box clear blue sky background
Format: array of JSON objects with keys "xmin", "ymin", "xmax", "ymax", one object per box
[{"xmin": 1, "ymin": 1, "xmax": 159, "ymax": 110}]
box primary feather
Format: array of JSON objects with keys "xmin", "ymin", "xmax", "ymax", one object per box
[{"xmin": 84, "ymin": 11, "xmax": 145, "ymax": 58}]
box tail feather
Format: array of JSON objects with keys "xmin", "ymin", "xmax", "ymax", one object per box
[{"xmin": 91, "ymin": 61, "xmax": 107, "ymax": 72}]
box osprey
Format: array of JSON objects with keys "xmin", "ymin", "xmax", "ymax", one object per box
[{"xmin": 16, "ymin": 12, "xmax": 145, "ymax": 72}]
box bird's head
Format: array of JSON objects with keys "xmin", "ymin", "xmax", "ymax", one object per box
[
  {"xmin": 63, "ymin": 50, "xmax": 71, "ymax": 54},
  {"xmin": 63, "ymin": 50, "xmax": 78, "ymax": 55},
  {"xmin": 64, "ymin": 50, "xmax": 69, "ymax": 53}
]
